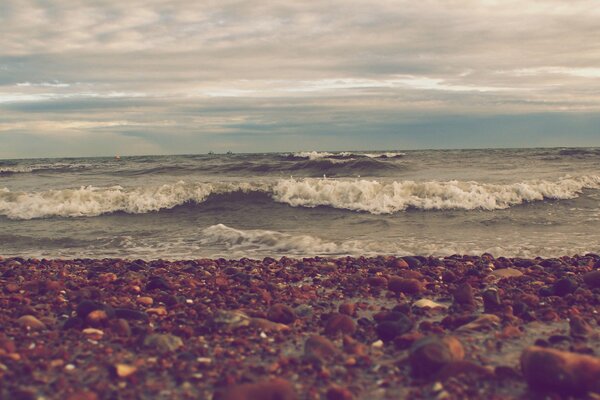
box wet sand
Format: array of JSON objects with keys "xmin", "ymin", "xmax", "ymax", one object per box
[{"xmin": 1, "ymin": 255, "xmax": 599, "ymax": 399}]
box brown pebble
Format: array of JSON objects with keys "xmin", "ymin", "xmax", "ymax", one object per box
[
  {"xmin": 216, "ymin": 378, "xmax": 296, "ymax": 400},
  {"xmin": 583, "ymin": 270, "xmax": 600, "ymax": 289},
  {"xmin": 569, "ymin": 315, "xmax": 593, "ymax": 337},
  {"xmin": 409, "ymin": 336, "xmax": 465, "ymax": 378},
  {"xmin": 491, "ymin": 268, "xmax": 523, "ymax": 278},
  {"xmin": 326, "ymin": 386, "xmax": 353, "ymax": 400},
  {"xmin": 114, "ymin": 363, "xmax": 137, "ymax": 378},
  {"xmin": 453, "ymin": 283, "xmax": 475, "ymax": 306},
  {"xmin": 66, "ymin": 391, "xmax": 98, "ymax": 400},
  {"xmin": 110, "ymin": 318, "xmax": 131, "ymax": 337},
  {"xmin": 343, "ymin": 335, "xmax": 367, "ymax": 356},
  {"xmin": 17, "ymin": 315, "xmax": 46, "ymax": 330},
  {"xmin": 521, "ymin": 346, "xmax": 600, "ymax": 395},
  {"xmin": 250, "ymin": 318, "xmax": 291, "ymax": 332},
  {"xmin": 390, "ymin": 258, "xmax": 409, "ymax": 268},
  {"xmin": 367, "ymin": 276, "xmax": 388, "ymax": 287},
  {"xmin": 5, "ymin": 283, "xmax": 19, "ymax": 293},
  {"xmin": 305, "ymin": 335, "xmax": 339, "ymax": 361},
  {"xmin": 267, "ymin": 304, "xmax": 296, "ymax": 324},
  {"xmin": 324, "ymin": 313, "xmax": 356, "ymax": 336},
  {"xmin": 338, "ymin": 303, "xmax": 356, "ymax": 316},
  {"xmin": 136, "ymin": 296, "xmax": 154, "ymax": 306},
  {"xmin": 388, "ymin": 277, "xmax": 424, "ymax": 295},
  {"xmin": 86, "ymin": 310, "xmax": 109, "ymax": 327}
]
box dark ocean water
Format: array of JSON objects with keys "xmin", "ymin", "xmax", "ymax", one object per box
[{"xmin": 1, "ymin": 148, "xmax": 599, "ymax": 259}]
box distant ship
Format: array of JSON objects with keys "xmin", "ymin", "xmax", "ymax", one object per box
[
  {"xmin": 226, "ymin": 151, "xmax": 233, "ymax": 155},
  {"xmin": 208, "ymin": 151, "xmax": 214, "ymax": 155}
]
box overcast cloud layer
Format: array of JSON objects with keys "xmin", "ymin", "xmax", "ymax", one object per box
[{"xmin": 1, "ymin": 0, "xmax": 599, "ymax": 158}]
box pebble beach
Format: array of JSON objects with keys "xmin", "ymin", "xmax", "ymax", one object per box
[{"xmin": 1, "ymin": 254, "xmax": 599, "ymax": 399}]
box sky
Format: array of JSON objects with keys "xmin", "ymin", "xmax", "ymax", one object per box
[{"xmin": 1, "ymin": 0, "xmax": 599, "ymax": 158}]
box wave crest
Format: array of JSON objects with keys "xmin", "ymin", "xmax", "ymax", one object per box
[
  {"xmin": 200, "ymin": 224, "xmax": 351, "ymax": 255},
  {"xmin": 1, "ymin": 175, "xmax": 598, "ymax": 219},
  {"xmin": 272, "ymin": 175, "xmax": 600, "ymax": 214}
]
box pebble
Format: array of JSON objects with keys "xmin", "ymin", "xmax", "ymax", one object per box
[
  {"xmin": 146, "ymin": 277, "xmax": 171, "ymax": 291},
  {"xmin": 413, "ymin": 299, "xmax": 447, "ymax": 309},
  {"xmin": 402, "ymin": 256, "xmax": 422, "ymax": 268},
  {"xmin": 76, "ymin": 300, "xmax": 111, "ymax": 319},
  {"xmin": 326, "ymin": 386, "xmax": 353, "ymax": 400},
  {"xmin": 114, "ymin": 363, "xmax": 137, "ymax": 378},
  {"xmin": 456, "ymin": 314, "xmax": 500, "ymax": 332},
  {"xmin": 390, "ymin": 258, "xmax": 409, "ymax": 269},
  {"xmin": 136, "ymin": 296, "xmax": 154, "ymax": 306},
  {"xmin": 324, "ymin": 313, "xmax": 356, "ymax": 336},
  {"xmin": 553, "ymin": 278, "xmax": 578, "ymax": 296},
  {"xmin": 212, "ymin": 310, "xmax": 251, "ymax": 329},
  {"xmin": 388, "ymin": 277, "xmax": 424, "ymax": 295},
  {"xmin": 143, "ymin": 333, "xmax": 184, "ymax": 353},
  {"xmin": 17, "ymin": 315, "xmax": 46, "ymax": 330},
  {"xmin": 146, "ymin": 307, "xmax": 167, "ymax": 316},
  {"xmin": 250, "ymin": 318, "xmax": 290, "ymax": 332},
  {"xmin": 367, "ymin": 276, "xmax": 388, "ymax": 287},
  {"xmin": 569, "ymin": 315, "xmax": 593, "ymax": 337},
  {"xmin": 491, "ymin": 268, "xmax": 523, "ymax": 278},
  {"xmin": 267, "ymin": 304, "xmax": 296, "ymax": 324},
  {"xmin": 82, "ymin": 328, "xmax": 104, "ymax": 340},
  {"xmin": 86, "ymin": 310, "xmax": 109, "ymax": 327},
  {"xmin": 110, "ymin": 319, "xmax": 131, "ymax": 337},
  {"xmin": 520, "ymin": 346, "xmax": 600, "ymax": 395},
  {"xmin": 215, "ymin": 378, "xmax": 297, "ymax": 400},
  {"xmin": 409, "ymin": 336, "xmax": 465, "ymax": 378},
  {"xmin": 343, "ymin": 335, "xmax": 367, "ymax": 356},
  {"xmin": 453, "ymin": 283, "xmax": 475, "ymax": 307},
  {"xmin": 376, "ymin": 314, "xmax": 413, "ymax": 341},
  {"xmin": 338, "ymin": 303, "xmax": 356, "ymax": 316},
  {"xmin": 482, "ymin": 288, "xmax": 502, "ymax": 312},
  {"xmin": 582, "ymin": 270, "xmax": 600, "ymax": 289},
  {"xmin": 114, "ymin": 308, "xmax": 150, "ymax": 322},
  {"xmin": 305, "ymin": 335, "xmax": 339, "ymax": 361}
]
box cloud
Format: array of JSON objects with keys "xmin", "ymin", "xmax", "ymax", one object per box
[{"xmin": 0, "ymin": 0, "xmax": 599, "ymax": 157}]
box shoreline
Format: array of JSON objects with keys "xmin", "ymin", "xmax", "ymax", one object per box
[{"xmin": 1, "ymin": 254, "xmax": 599, "ymax": 399}]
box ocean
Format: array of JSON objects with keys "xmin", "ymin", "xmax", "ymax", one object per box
[{"xmin": 1, "ymin": 148, "xmax": 599, "ymax": 260}]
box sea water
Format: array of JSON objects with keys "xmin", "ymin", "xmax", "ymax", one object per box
[{"xmin": 1, "ymin": 148, "xmax": 599, "ymax": 259}]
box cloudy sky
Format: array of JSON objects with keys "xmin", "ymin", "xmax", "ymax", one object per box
[{"xmin": 1, "ymin": 0, "xmax": 599, "ymax": 158}]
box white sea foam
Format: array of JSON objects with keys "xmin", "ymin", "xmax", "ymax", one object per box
[
  {"xmin": 292, "ymin": 151, "xmax": 336, "ymax": 160},
  {"xmin": 0, "ymin": 163, "xmax": 92, "ymax": 174},
  {"xmin": 0, "ymin": 181, "xmax": 268, "ymax": 220},
  {"xmin": 272, "ymin": 175, "xmax": 600, "ymax": 214},
  {"xmin": 1, "ymin": 175, "xmax": 599, "ymax": 220},
  {"xmin": 362, "ymin": 152, "xmax": 406, "ymax": 158},
  {"xmin": 292, "ymin": 151, "xmax": 405, "ymax": 160},
  {"xmin": 0, "ymin": 166, "xmax": 34, "ymax": 174},
  {"xmin": 200, "ymin": 224, "xmax": 368, "ymax": 256}
]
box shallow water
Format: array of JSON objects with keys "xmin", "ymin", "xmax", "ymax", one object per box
[{"xmin": 1, "ymin": 148, "xmax": 599, "ymax": 259}]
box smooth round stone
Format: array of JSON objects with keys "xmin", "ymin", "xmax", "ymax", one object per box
[
  {"xmin": 267, "ymin": 304, "xmax": 296, "ymax": 324},
  {"xmin": 216, "ymin": 378, "xmax": 296, "ymax": 400},
  {"xmin": 17, "ymin": 315, "xmax": 46, "ymax": 330},
  {"xmin": 521, "ymin": 346, "xmax": 600, "ymax": 395},
  {"xmin": 409, "ymin": 336, "xmax": 465, "ymax": 378},
  {"xmin": 324, "ymin": 313, "xmax": 356, "ymax": 336}
]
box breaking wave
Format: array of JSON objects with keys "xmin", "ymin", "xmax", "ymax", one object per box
[
  {"xmin": 200, "ymin": 224, "xmax": 363, "ymax": 255},
  {"xmin": 0, "ymin": 163, "xmax": 92, "ymax": 175},
  {"xmin": 288, "ymin": 151, "xmax": 405, "ymax": 161},
  {"xmin": 1, "ymin": 175, "xmax": 599, "ymax": 220}
]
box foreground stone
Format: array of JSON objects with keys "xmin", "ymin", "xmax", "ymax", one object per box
[
  {"xmin": 215, "ymin": 378, "xmax": 297, "ymax": 400},
  {"xmin": 520, "ymin": 346, "xmax": 600, "ymax": 395},
  {"xmin": 409, "ymin": 336, "xmax": 465, "ymax": 378}
]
